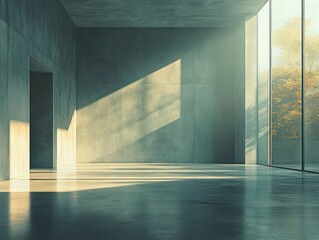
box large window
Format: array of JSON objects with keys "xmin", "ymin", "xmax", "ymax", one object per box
[
  {"xmin": 304, "ymin": 0, "xmax": 319, "ymax": 172},
  {"xmin": 271, "ymin": 0, "xmax": 302, "ymax": 170},
  {"xmin": 251, "ymin": 0, "xmax": 319, "ymax": 173}
]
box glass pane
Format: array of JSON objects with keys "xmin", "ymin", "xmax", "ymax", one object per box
[
  {"xmin": 304, "ymin": 0, "xmax": 319, "ymax": 172},
  {"xmin": 257, "ymin": 2, "xmax": 270, "ymax": 165},
  {"xmin": 271, "ymin": 0, "xmax": 302, "ymax": 169}
]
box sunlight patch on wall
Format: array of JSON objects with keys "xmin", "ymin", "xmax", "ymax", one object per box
[
  {"xmin": 57, "ymin": 111, "xmax": 76, "ymax": 168},
  {"xmin": 9, "ymin": 120, "xmax": 30, "ymax": 179},
  {"xmin": 245, "ymin": 16, "xmax": 258, "ymax": 164},
  {"xmin": 77, "ymin": 60, "xmax": 181, "ymax": 162}
]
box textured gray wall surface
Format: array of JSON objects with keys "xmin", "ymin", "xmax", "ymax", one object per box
[
  {"xmin": 30, "ymin": 72, "xmax": 53, "ymax": 169},
  {"xmin": 0, "ymin": 0, "xmax": 5, "ymax": 20},
  {"xmin": 234, "ymin": 23, "xmax": 246, "ymax": 164},
  {"xmin": 77, "ymin": 27, "xmax": 245, "ymax": 163},
  {"xmin": 0, "ymin": 19, "xmax": 9, "ymax": 179},
  {"xmin": 0, "ymin": 0, "xmax": 76, "ymax": 180}
]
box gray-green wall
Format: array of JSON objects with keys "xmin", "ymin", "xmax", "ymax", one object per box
[
  {"xmin": 0, "ymin": 0, "xmax": 76, "ymax": 180},
  {"xmin": 76, "ymin": 27, "xmax": 245, "ymax": 163}
]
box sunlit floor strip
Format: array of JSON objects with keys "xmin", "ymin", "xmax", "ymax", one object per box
[{"xmin": 0, "ymin": 163, "xmax": 250, "ymax": 192}]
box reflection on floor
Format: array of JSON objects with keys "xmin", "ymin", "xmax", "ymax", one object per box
[
  {"xmin": 305, "ymin": 163, "xmax": 319, "ymax": 172},
  {"xmin": 0, "ymin": 163, "xmax": 318, "ymax": 240},
  {"xmin": 272, "ymin": 163, "xmax": 319, "ymax": 173}
]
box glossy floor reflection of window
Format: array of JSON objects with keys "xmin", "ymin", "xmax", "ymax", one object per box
[
  {"xmin": 271, "ymin": 0, "xmax": 302, "ymax": 170},
  {"xmin": 304, "ymin": 0, "xmax": 319, "ymax": 173}
]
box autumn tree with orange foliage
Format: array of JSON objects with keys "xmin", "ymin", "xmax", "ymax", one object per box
[{"xmin": 272, "ymin": 17, "xmax": 319, "ymax": 139}]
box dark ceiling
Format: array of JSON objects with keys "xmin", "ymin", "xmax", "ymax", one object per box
[{"xmin": 60, "ymin": 0, "xmax": 268, "ymax": 28}]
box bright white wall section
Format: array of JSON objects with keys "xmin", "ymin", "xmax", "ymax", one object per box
[{"xmin": 245, "ymin": 16, "xmax": 258, "ymax": 164}]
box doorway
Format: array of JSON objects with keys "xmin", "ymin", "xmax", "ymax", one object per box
[{"xmin": 30, "ymin": 58, "xmax": 53, "ymax": 169}]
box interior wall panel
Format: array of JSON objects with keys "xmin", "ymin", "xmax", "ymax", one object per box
[
  {"xmin": 0, "ymin": 0, "xmax": 76, "ymax": 179},
  {"xmin": 76, "ymin": 28, "xmax": 245, "ymax": 163}
]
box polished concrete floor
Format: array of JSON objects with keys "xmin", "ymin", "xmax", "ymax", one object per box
[
  {"xmin": 0, "ymin": 163, "xmax": 319, "ymax": 240},
  {"xmin": 272, "ymin": 163, "xmax": 319, "ymax": 173}
]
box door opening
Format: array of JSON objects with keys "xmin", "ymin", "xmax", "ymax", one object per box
[{"xmin": 30, "ymin": 58, "xmax": 53, "ymax": 169}]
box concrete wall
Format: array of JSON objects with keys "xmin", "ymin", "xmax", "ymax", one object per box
[
  {"xmin": 234, "ymin": 23, "xmax": 246, "ymax": 164},
  {"xmin": 76, "ymin": 27, "xmax": 245, "ymax": 163},
  {"xmin": 0, "ymin": 0, "xmax": 76, "ymax": 180},
  {"xmin": 0, "ymin": 19, "xmax": 9, "ymax": 179}
]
